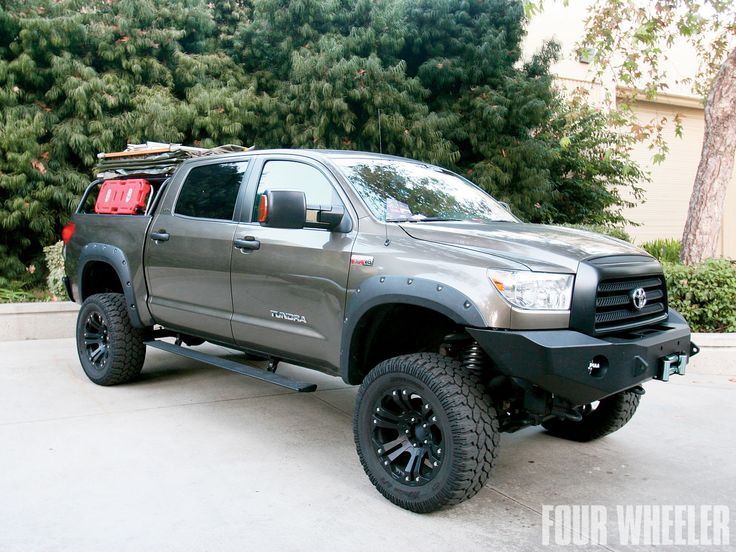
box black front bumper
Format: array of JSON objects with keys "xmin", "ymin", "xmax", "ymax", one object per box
[{"xmin": 467, "ymin": 310, "xmax": 694, "ymax": 405}]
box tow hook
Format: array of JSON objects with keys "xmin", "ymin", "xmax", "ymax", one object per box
[
  {"xmin": 654, "ymin": 341, "xmax": 699, "ymax": 382},
  {"xmin": 656, "ymin": 353, "xmax": 688, "ymax": 382}
]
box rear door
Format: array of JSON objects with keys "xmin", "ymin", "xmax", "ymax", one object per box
[
  {"xmin": 144, "ymin": 159, "xmax": 251, "ymax": 342},
  {"xmin": 230, "ymin": 156, "xmax": 357, "ymax": 371}
]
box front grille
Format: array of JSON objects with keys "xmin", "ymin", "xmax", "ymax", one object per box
[{"xmin": 594, "ymin": 275, "xmax": 667, "ymax": 332}]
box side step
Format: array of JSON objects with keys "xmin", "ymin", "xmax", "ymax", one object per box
[{"xmin": 144, "ymin": 340, "xmax": 317, "ymax": 393}]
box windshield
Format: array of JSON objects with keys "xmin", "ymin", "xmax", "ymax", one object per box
[{"xmin": 332, "ymin": 158, "xmax": 517, "ymax": 223}]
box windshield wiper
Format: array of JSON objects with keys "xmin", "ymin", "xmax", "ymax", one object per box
[{"xmin": 386, "ymin": 217, "xmax": 462, "ymax": 223}]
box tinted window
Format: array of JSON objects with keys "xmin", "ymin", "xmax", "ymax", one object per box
[
  {"xmin": 255, "ymin": 161, "xmax": 335, "ymax": 210},
  {"xmin": 176, "ymin": 161, "xmax": 248, "ymax": 220}
]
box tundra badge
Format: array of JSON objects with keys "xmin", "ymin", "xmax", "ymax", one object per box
[{"xmin": 270, "ymin": 310, "xmax": 307, "ymax": 324}]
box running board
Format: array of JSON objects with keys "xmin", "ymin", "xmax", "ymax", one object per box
[{"xmin": 144, "ymin": 340, "xmax": 317, "ymax": 393}]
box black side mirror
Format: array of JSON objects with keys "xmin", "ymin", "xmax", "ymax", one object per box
[
  {"xmin": 258, "ymin": 190, "xmax": 306, "ymax": 229},
  {"xmin": 317, "ymin": 205, "xmax": 345, "ymax": 230},
  {"xmin": 498, "ymin": 201, "xmax": 512, "ymax": 213}
]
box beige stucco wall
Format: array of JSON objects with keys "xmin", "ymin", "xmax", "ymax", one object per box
[
  {"xmin": 723, "ymin": 176, "xmax": 736, "ymax": 258},
  {"xmin": 622, "ymin": 102, "xmax": 735, "ymax": 259},
  {"xmin": 524, "ymin": 2, "xmax": 735, "ymax": 259}
]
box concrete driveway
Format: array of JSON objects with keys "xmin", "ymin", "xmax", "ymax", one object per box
[{"xmin": 0, "ymin": 338, "xmax": 734, "ymax": 551}]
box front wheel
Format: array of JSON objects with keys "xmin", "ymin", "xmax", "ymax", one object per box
[
  {"xmin": 542, "ymin": 390, "xmax": 641, "ymax": 442},
  {"xmin": 76, "ymin": 293, "xmax": 146, "ymax": 386},
  {"xmin": 353, "ymin": 353, "xmax": 499, "ymax": 513}
]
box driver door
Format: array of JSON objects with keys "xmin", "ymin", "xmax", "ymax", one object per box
[{"xmin": 230, "ymin": 157, "xmax": 357, "ymax": 372}]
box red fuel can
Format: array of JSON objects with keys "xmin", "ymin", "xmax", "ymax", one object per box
[{"xmin": 95, "ymin": 179, "xmax": 151, "ymax": 214}]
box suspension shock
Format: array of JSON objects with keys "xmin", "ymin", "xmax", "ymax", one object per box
[
  {"xmin": 440, "ymin": 334, "xmax": 491, "ymax": 377},
  {"xmin": 462, "ymin": 341, "xmax": 489, "ymax": 377}
]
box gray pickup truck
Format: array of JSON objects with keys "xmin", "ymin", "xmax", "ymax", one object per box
[{"xmin": 63, "ymin": 148, "xmax": 696, "ymax": 512}]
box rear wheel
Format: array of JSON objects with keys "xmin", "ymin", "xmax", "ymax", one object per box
[
  {"xmin": 76, "ymin": 293, "xmax": 146, "ymax": 385},
  {"xmin": 542, "ymin": 390, "xmax": 641, "ymax": 442},
  {"xmin": 353, "ymin": 353, "xmax": 499, "ymax": 513}
]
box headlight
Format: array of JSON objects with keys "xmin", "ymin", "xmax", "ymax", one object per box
[{"xmin": 489, "ymin": 270, "xmax": 574, "ymax": 310}]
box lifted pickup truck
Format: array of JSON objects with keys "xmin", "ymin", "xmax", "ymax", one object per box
[{"xmin": 64, "ymin": 148, "xmax": 697, "ymax": 512}]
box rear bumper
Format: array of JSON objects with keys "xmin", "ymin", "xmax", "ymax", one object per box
[{"xmin": 467, "ymin": 310, "xmax": 694, "ymax": 405}]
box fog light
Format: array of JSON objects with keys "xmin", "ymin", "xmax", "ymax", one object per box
[{"xmin": 587, "ymin": 355, "xmax": 608, "ymax": 378}]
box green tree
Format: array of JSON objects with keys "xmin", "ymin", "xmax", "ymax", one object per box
[
  {"xmin": 0, "ymin": 0, "xmax": 261, "ymax": 285},
  {"xmin": 0, "ymin": 0, "xmax": 645, "ymax": 289},
  {"xmin": 400, "ymin": 1, "xmax": 559, "ymax": 216},
  {"xmin": 534, "ymin": 97, "xmax": 646, "ymax": 226}
]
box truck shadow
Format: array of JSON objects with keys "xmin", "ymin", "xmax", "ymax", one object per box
[{"xmin": 130, "ymin": 344, "xmax": 640, "ymax": 494}]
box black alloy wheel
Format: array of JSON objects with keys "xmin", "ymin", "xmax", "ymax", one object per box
[
  {"xmin": 354, "ymin": 353, "xmax": 499, "ymax": 513},
  {"xmin": 76, "ymin": 293, "xmax": 146, "ymax": 385},
  {"xmin": 83, "ymin": 309, "xmax": 111, "ymax": 370},
  {"xmin": 372, "ymin": 386, "xmax": 445, "ymax": 485}
]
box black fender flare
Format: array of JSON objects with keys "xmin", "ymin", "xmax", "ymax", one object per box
[
  {"xmin": 77, "ymin": 243, "xmax": 145, "ymax": 328},
  {"xmin": 340, "ymin": 276, "xmax": 486, "ymax": 383}
]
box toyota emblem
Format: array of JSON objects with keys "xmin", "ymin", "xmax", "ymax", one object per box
[{"xmin": 631, "ymin": 287, "xmax": 647, "ymax": 310}]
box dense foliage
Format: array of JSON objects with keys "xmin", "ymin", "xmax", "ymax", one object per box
[
  {"xmin": 537, "ymin": 99, "xmax": 645, "ymax": 226},
  {"xmin": 663, "ymin": 259, "xmax": 736, "ymax": 333},
  {"xmin": 638, "ymin": 238, "xmax": 734, "ymax": 332},
  {"xmin": 0, "ymin": 0, "xmax": 644, "ymax": 287}
]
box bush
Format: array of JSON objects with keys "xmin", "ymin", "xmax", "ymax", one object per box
[
  {"xmin": 663, "ymin": 259, "xmax": 736, "ymax": 333},
  {"xmin": 563, "ymin": 224, "xmax": 632, "ymax": 243},
  {"xmin": 641, "ymin": 238, "xmax": 681, "ymax": 263},
  {"xmin": 0, "ymin": 287, "xmax": 37, "ymax": 303},
  {"xmin": 43, "ymin": 241, "xmax": 66, "ymax": 299}
]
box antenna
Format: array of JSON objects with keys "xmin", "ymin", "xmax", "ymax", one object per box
[
  {"xmin": 378, "ymin": 108, "xmax": 383, "ymax": 154},
  {"xmin": 378, "ymin": 108, "xmax": 390, "ymax": 246}
]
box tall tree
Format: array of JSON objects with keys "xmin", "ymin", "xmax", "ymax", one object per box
[
  {"xmin": 680, "ymin": 47, "xmax": 736, "ymax": 264},
  {"xmin": 0, "ymin": 0, "xmax": 262, "ymax": 285}
]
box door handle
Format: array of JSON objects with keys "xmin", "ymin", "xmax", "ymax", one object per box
[
  {"xmin": 234, "ymin": 236, "xmax": 261, "ymax": 251},
  {"xmin": 150, "ymin": 231, "xmax": 170, "ymax": 242}
]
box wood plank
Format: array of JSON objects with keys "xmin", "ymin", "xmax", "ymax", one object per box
[{"xmin": 100, "ymin": 147, "xmax": 173, "ymax": 159}]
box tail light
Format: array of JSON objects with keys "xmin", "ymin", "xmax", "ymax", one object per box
[{"xmin": 62, "ymin": 222, "xmax": 76, "ymax": 245}]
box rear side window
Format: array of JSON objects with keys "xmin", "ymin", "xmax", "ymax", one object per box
[{"xmin": 176, "ymin": 161, "xmax": 249, "ymax": 220}]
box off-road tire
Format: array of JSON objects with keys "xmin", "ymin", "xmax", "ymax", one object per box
[
  {"xmin": 353, "ymin": 353, "xmax": 499, "ymax": 513},
  {"xmin": 76, "ymin": 293, "xmax": 146, "ymax": 386},
  {"xmin": 542, "ymin": 390, "xmax": 641, "ymax": 442}
]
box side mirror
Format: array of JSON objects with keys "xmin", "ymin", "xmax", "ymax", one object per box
[
  {"xmin": 258, "ymin": 190, "xmax": 306, "ymax": 229},
  {"xmin": 498, "ymin": 201, "xmax": 512, "ymax": 213},
  {"xmin": 317, "ymin": 205, "xmax": 345, "ymax": 230}
]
